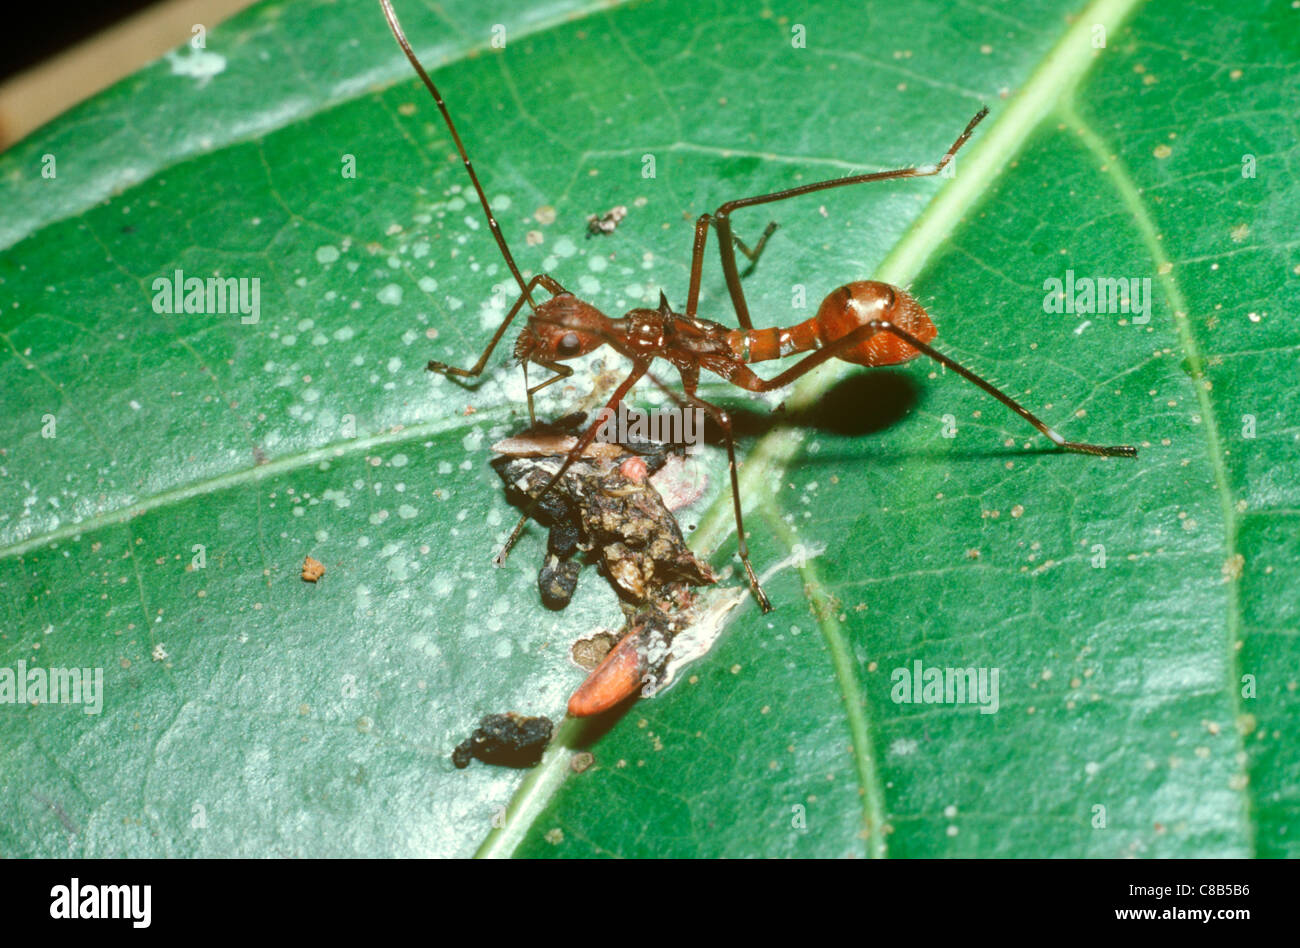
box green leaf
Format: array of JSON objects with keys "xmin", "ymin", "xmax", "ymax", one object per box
[{"xmin": 1, "ymin": 0, "xmax": 1294, "ymax": 858}]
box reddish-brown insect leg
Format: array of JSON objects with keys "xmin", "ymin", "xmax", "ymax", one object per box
[
  {"xmin": 741, "ymin": 318, "xmax": 1138, "ymax": 459},
  {"xmin": 643, "ymin": 372, "xmax": 774, "ymax": 611},
  {"xmin": 681, "ymin": 391, "xmax": 773, "ymax": 612},
  {"xmin": 706, "ymin": 106, "xmax": 989, "ymax": 330},
  {"xmin": 426, "ymin": 273, "xmax": 568, "ymax": 379},
  {"xmin": 685, "ymin": 215, "xmax": 780, "ymax": 320},
  {"xmin": 520, "ymin": 359, "xmax": 574, "ymax": 429},
  {"xmin": 494, "ymin": 361, "xmax": 652, "ymax": 567}
]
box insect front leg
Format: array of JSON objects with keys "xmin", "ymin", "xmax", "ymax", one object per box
[
  {"xmin": 427, "ymin": 273, "xmax": 568, "ymax": 379},
  {"xmin": 521, "ymin": 359, "xmax": 574, "ymax": 429},
  {"xmin": 495, "ymin": 360, "xmax": 652, "ymax": 566}
]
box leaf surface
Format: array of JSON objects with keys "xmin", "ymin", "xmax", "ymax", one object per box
[{"xmin": 1, "ymin": 0, "xmax": 1294, "ymax": 858}]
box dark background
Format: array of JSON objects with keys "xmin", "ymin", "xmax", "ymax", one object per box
[{"xmin": 0, "ymin": 1, "xmax": 160, "ymax": 81}]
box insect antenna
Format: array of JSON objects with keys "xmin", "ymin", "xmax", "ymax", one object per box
[{"xmin": 378, "ymin": 0, "xmax": 536, "ymax": 309}]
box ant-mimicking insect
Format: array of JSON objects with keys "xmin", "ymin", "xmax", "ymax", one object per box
[{"xmin": 379, "ymin": 0, "xmax": 1137, "ymax": 614}]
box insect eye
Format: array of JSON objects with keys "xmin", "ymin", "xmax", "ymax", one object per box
[{"xmin": 557, "ymin": 332, "xmax": 581, "ymax": 356}]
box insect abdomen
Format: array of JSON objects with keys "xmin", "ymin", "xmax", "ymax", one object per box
[
  {"xmin": 816, "ymin": 281, "xmax": 937, "ymax": 366},
  {"xmin": 725, "ymin": 281, "xmax": 936, "ymax": 367}
]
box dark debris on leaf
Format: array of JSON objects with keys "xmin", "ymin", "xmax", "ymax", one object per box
[
  {"xmin": 451, "ymin": 712, "xmax": 554, "ymax": 769},
  {"xmin": 491, "ymin": 424, "xmax": 715, "ymax": 611}
]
